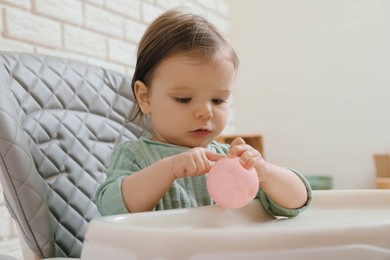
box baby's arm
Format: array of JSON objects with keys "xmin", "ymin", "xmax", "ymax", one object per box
[
  {"xmin": 228, "ymin": 137, "xmax": 308, "ymax": 209},
  {"xmin": 122, "ymin": 148, "xmax": 224, "ymax": 213}
]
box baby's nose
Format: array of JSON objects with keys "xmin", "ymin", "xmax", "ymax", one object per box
[{"xmin": 194, "ymin": 103, "xmax": 213, "ymax": 119}]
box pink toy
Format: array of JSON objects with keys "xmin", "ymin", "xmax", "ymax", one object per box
[{"xmin": 207, "ymin": 157, "xmax": 259, "ymax": 209}]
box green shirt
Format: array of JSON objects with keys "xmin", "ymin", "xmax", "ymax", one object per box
[{"xmin": 96, "ymin": 135, "xmax": 312, "ymax": 217}]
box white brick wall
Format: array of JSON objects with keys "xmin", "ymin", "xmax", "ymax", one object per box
[
  {"xmin": 34, "ymin": 0, "xmax": 83, "ymax": 25},
  {"xmin": 141, "ymin": 2, "xmax": 165, "ymax": 23},
  {"xmin": 1, "ymin": 0, "xmax": 31, "ymax": 9},
  {"xmin": 0, "ymin": 0, "xmax": 231, "ymax": 75},
  {"xmin": 0, "ymin": 0, "xmax": 232, "ymax": 258},
  {"xmin": 64, "ymin": 24, "xmax": 107, "ymax": 58},
  {"xmin": 105, "ymin": 0, "xmax": 141, "ymax": 20},
  {"xmin": 108, "ymin": 38, "xmax": 137, "ymax": 66},
  {"xmin": 125, "ymin": 20, "xmax": 146, "ymax": 43},
  {"xmin": 6, "ymin": 8, "xmax": 62, "ymax": 48},
  {"xmin": 0, "ymin": 6, "xmax": 3, "ymax": 32},
  {"xmin": 85, "ymin": 4, "xmax": 125, "ymax": 37}
]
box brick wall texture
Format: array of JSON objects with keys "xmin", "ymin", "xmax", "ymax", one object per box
[{"xmin": 0, "ymin": 0, "xmax": 231, "ymax": 258}]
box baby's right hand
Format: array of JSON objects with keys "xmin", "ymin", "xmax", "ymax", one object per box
[{"xmin": 171, "ymin": 148, "xmax": 225, "ymax": 179}]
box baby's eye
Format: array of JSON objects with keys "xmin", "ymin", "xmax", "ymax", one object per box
[
  {"xmin": 174, "ymin": 97, "xmax": 192, "ymax": 103},
  {"xmin": 212, "ymin": 99, "xmax": 227, "ymax": 105}
]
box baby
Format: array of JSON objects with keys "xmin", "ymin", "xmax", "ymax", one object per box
[{"xmin": 96, "ymin": 8, "xmax": 312, "ymax": 217}]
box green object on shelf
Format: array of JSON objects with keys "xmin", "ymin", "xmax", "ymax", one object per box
[{"xmin": 305, "ymin": 176, "xmax": 333, "ymax": 190}]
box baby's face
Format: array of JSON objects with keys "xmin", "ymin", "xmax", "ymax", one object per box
[{"xmin": 145, "ymin": 55, "xmax": 236, "ymax": 147}]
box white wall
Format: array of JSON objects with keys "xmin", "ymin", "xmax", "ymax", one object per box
[{"xmin": 229, "ymin": 0, "xmax": 390, "ymax": 189}]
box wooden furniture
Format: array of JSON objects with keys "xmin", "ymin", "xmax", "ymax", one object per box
[
  {"xmin": 376, "ymin": 178, "xmax": 390, "ymax": 189},
  {"xmin": 216, "ymin": 134, "xmax": 264, "ymax": 156},
  {"xmin": 374, "ymin": 154, "xmax": 390, "ymax": 189}
]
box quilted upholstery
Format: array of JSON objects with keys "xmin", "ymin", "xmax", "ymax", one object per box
[{"xmin": 0, "ymin": 52, "xmax": 144, "ymax": 258}]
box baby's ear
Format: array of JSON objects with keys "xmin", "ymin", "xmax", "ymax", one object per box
[{"xmin": 134, "ymin": 80, "xmax": 151, "ymax": 115}]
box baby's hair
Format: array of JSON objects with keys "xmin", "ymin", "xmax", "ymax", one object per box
[{"xmin": 129, "ymin": 8, "xmax": 239, "ymax": 122}]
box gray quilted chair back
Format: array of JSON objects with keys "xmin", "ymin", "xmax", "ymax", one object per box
[{"xmin": 0, "ymin": 52, "xmax": 143, "ymax": 258}]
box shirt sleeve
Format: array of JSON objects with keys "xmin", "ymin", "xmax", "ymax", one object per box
[
  {"xmin": 257, "ymin": 169, "xmax": 312, "ymax": 218},
  {"xmin": 95, "ymin": 143, "xmax": 141, "ymax": 216}
]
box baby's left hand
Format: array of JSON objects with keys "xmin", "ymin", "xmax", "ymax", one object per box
[{"xmin": 227, "ymin": 137, "xmax": 267, "ymax": 181}]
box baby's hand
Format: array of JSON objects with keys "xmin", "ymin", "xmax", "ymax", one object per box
[
  {"xmin": 171, "ymin": 148, "xmax": 224, "ymax": 179},
  {"xmin": 228, "ymin": 137, "xmax": 268, "ymax": 182}
]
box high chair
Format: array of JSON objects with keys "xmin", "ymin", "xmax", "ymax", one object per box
[{"xmin": 0, "ymin": 52, "xmax": 143, "ymax": 259}]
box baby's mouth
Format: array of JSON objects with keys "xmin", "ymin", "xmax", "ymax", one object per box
[
  {"xmin": 191, "ymin": 128, "xmax": 212, "ymax": 135},
  {"xmin": 194, "ymin": 128, "xmax": 210, "ymax": 132}
]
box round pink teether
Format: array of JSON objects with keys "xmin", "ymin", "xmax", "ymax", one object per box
[{"xmin": 207, "ymin": 157, "xmax": 259, "ymax": 209}]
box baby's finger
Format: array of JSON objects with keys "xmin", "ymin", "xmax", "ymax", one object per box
[
  {"xmin": 192, "ymin": 151, "xmax": 208, "ymax": 175},
  {"xmin": 242, "ymin": 156, "xmax": 260, "ymax": 169},
  {"xmin": 227, "ymin": 137, "xmax": 246, "ymax": 158},
  {"xmin": 240, "ymin": 150, "xmax": 261, "ymax": 167},
  {"xmin": 228, "ymin": 144, "xmax": 252, "ymax": 158},
  {"xmin": 184, "ymin": 159, "xmax": 198, "ymax": 176},
  {"xmin": 205, "ymin": 151, "xmax": 225, "ymax": 162},
  {"xmin": 197, "ymin": 151, "xmax": 211, "ymax": 173},
  {"xmin": 239, "ymin": 150, "xmax": 255, "ymax": 164},
  {"xmin": 229, "ymin": 137, "xmax": 246, "ymax": 148}
]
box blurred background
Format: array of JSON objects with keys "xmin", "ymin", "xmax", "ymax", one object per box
[
  {"xmin": 1, "ymin": 0, "xmax": 389, "ymax": 257},
  {"xmin": 230, "ymin": 0, "xmax": 390, "ymax": 190}
]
